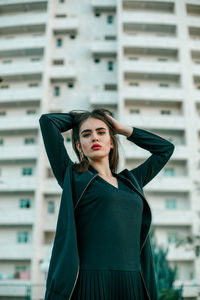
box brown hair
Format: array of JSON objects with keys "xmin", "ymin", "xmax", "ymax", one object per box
[{"xmin": 69, "ymin": 108, "xmax": 119, "ymax": 174}]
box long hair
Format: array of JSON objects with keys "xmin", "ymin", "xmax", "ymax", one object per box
[{"xmin": 69, "ymin": 108, "xmax": 119, "ymax": 174}]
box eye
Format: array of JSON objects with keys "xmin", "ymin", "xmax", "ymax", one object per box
[{"xmin": 98, "ymin": 131, "xmax": 105, "ymax": 135}]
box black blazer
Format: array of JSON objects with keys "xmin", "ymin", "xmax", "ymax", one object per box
[{"xmin": 39, "ymin": 113, "xmax": 175, "ymax": 300}]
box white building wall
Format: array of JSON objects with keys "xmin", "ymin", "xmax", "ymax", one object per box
[{"xmin": 0, "ymin": 0, "xmax": 200, "ymax": 299}]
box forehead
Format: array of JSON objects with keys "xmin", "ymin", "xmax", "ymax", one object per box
[{"xmin": 80, "ymin": 117, "xmax": 108, "ymax": 131}]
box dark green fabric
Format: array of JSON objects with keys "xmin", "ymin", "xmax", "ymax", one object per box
[
  {"xmin": 71, "ymin": 270, "xmax": 146, "ymax": 300},
  {"xmin": 39, "ymin": 112, "xmax": 175, "ymax": 300},
  {"xmin": 75, "ymin": 172, "xmax": 143, "ymax": 271}
]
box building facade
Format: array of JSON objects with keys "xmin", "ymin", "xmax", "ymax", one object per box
[{"xmin": 0, "ymin": 0, "xmax": 200, "ymax": 299}]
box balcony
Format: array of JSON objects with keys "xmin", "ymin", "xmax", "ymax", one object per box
[
  {"xmin": 0, "ymin": 177, "xmax": 37, "ymax": 192},
  {"xmin": 122, "ymin": 35, "xmax": 178, "ymax": 49},
  {"xmin": 152, "ymin": 210, "xmax": 192, "ymax": 225},
  {"xmin": 0, "ymin": 115, "xmax": 38, "ymax": 131},
  {"xmin": 122, "ymin": 12, "xmax": 176, "ymax": 26},
  {"xmin": 53, "ymin": 17, "xmax": 79, "ymax": 34},
  {"xmin": 122, "ymin": 86, "xmax": 184, "ymax": 101},
  {"xmin": 167, "ymin": 244, "xmax": 195, "ymax": 261},
  {"xmin": 122, "ymin": 114, "xmax": 185, "ymax": 129},
  {"xmin": 91, "ymin": 0, "xmax": 116, "ymax": 11},
  {"xmin": 89, "ymin": 91, "xmax": 118, "ymax": 105},
  {"xmin": 0, "ymin": 36, "xmax": 45, "ymax": 56},
  {"xmin": 50, "ymin": 66, "xmax": 76, "ymax": 82},
  {"xmin": 91, "ymin": 41, "xmax": 117, "ymax": 56},
  {"xmin": 0, "ymin": 87, "xmax": 42, "ymax": 103},
  {"xmin": 0, "ymin": 244, "xmax": 32, "ymax": 260},
  {"xmin": 44, "ymin": 216, "xmax": 57, "ymax": 232},
  {"xmin": 0, "ymin": 210, "xmax": 34, "ymax": 225},
  {"xmin": 146, "ymin": 176, "xmax": 191, "ymax": 192},
  {"xmin": 44, "ymin": 179, "xmax": 62, "ymax": 193},
  {"xmin": 0, "ymin": 12, "xmax": 47, "ymax": 33},
  {"xmin": 0, "ymin": 61, "xmax": 43, "ymax": 79},
  {"xmin": 124, "ymin": 143, "xmax": 188, "ymax": 160},
  {"xmin": 0, "ymin": 0, "xmax": 47, "ymax": 12},
  {"xmin": 123, "ymin": 60, "xmax": 181, "ymax": 74},
  {"xmin": 0, "ymin": 145, "xmax": 39, "ymax": 160}
]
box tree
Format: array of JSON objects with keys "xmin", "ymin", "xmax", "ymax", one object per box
[{"xmin": 150, "ymin": 227, "xmax": 184, "ymax": 299}]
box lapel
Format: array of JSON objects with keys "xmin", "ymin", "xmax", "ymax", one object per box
[{"xmin": 72, "ymin": 165, "xmax": 152, "ymax": 253}]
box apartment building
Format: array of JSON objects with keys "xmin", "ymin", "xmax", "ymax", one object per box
[{"xmin": 0, "ymin": 0, "xmax": 200, "ymax": 299}]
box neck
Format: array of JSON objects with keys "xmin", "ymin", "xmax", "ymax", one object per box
[{"xmin": 89, "ymin": 161, "xmax": 113, "ymax": 177}]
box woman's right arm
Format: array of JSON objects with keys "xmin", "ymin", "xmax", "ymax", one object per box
[{"xmin": 39, "ymin": 113, "xmax": 74, "ymax": 189}]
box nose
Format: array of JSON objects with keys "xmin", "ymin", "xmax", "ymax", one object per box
[{"xmin": 92, "ymin": 132, "xmax": 99, "ymax": 141}]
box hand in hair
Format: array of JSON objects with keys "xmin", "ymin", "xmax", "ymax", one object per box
[{"xmin": 105, "ymin": 113, "xmax": 133, "ymax": 137}]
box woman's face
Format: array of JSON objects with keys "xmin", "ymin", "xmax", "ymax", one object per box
[{"xmin": 76, "ymin": 117, "xmax": 113, "ymax": 162}]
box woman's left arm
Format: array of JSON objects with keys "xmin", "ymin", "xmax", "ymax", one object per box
[
  {"xmin": 125, "ymin": 126, "xmax": 175, "ymax": 187},
  {"xmin": 106, "ymin": 114, "xmax": 175, "ymax": 188}
]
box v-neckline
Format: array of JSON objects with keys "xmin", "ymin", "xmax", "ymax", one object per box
[{"xmin": 97, "ymin": 174, "xmax": 119, "ymax": 190}]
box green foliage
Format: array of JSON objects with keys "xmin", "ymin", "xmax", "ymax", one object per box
[{"xmin": 150, "ymin": 228, "xmax": 184, "ymax": 300}]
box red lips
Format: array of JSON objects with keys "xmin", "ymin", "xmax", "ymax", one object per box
[{"xmin": 91, "ymin": 143, "xmax": 102, "ymax": 150}]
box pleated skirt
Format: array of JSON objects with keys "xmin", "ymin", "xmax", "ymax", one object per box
[{"xmin": 71, "ymin": 269, "xmax": 147, "ymax": 300}]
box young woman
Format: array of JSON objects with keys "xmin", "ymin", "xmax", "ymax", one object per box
[{"xmin": 39, "ymin": 108, "xmax": 175, "ymax": 300}]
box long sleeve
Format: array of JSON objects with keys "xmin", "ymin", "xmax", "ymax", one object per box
[
  {"xmin": 126, "ymin": 127, "xmax": 175, "ymax": 188},
  {"xmin": 39, "ymin": 113, "xmax": 74, "ymax": 189}
]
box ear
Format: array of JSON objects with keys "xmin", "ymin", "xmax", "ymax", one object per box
[{"xmin": 76, "ymin": 141, "xmax": 82, "ymax": 153}]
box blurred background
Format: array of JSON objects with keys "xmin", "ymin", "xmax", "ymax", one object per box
[{"xmin": 0, "ymin": 0, "xmax": 200, "ymax": 299}]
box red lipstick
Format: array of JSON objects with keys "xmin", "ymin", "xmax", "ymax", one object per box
[{"xmin": 91, "ymin": 143, "xmax": 102, "ymax": 150}]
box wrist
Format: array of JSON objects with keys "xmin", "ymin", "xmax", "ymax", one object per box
[{"xmin": 118, "ymin": 126, "xmax": 133, "ymax": 137}]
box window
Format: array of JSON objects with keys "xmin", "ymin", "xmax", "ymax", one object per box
[
  {"xmin": 165, "ymin": 199, "xmax": 176, "ymax": 209},
  {"xmin": 108, "ymin": 61, "xmax": 114, "ymax": 71},
  {"xmin": 55, "ymin": 14, "xmax": 66, "ymax": 18},
  {"xmin": 167, "ymin": 232, "xmax": 178, "ymax": 244},
  {"xmin": 130, "ymin": 109, "xmax": 140, "ymax": 114},
  {"xmin": 56, "ymin": 38, "xmax": 62, "ymax": 47},
  {"xmin": 59, "ymin": 0, "xmax": 65, "ymax": 2},
  {"xmin": 68, "ymin": 82, "xmax": 74, "ymax": 88},
  {"xmin": 94, "ymin": 58, "xmax": 100, "ymax": 63},
  {"xmin": 22, "ymin": 168, "xmax": 32, "ymax": 175},
  {"xmin": 129, "ymin": 82, "xmax": 139, "ymax": 86},
  {"xmin": 95, "ymin": 12, "xmax": 101, "ymax": 17},
  {"xmin": 0, "ymin": 139, "xmax": 3, "ymax": 145},
  {"xmin": 107, "ymin": 15, "xmax": 114, "ymax": 24},
  {"xmin": 28, "ymin": 83, "xmax": 38, "ymax": 87},
  {"xmin": 70, "ymin": 35, "xmax": 75, "ymax": 39},
  {"xmin": 48, "ymin": 201, "xmax": 55, "ymax": 214},
  {"xmin": 105, "ymin": 36, "xmax": 116, "ymax": 40},
  {"xmin": 31, "ymin": 58, "xmax": 40, "ymax": 62},
  {"xmin": 158, "ymin": 58, "xmax": 168, "ymax": 62},
  {"xmin": 0, "ymin": 111, "xmax": 6, "ymax": 116},
  {"xmin": 160, "ymin": 83, "xmax": 169, "ymax": 87},
  {"xmin": 54, "ymin": 86, "xmax": 60, "ymax": 96},
  {"xmin": 17, "ymin": 232, "xmax": 29, "ymax": 243},
  {"xmin": 53, "ymin": 59, "xmax": 64, "ymax": 65},
  {"xmin": 20, "ymin": 198, "xmax": 31, "ymax": 208},
  {"xmin": 27, "ymin": 110, "xmax": 36, "ymax": 115},
  {"xmin": 24, "ymin": 137, "xmax": 35, "ymax": 144},
  {"xmin": 3, "ymin": 60, "xmax": 12, "ymax": 64},
  {"xmin": 164, "ymin": 168, "xmax": 174, "ymax": 176},
  {"xmin": 47, "ymin": 168, "xmax": 54, "ymax": 178},
  {"xmin": 129, "ymin": 57, "xmax": 138, "ymax": 60},
  {"xmin": 161, "ymin": 110, "xmax": 171, "ymax": 115},
  {"xmin": 104, "ymin": 84, "xmax": 117, "ymax": 91},
  {"xmin": 0, "ymin": 85, "xmax": 9, "ymax": 89}
]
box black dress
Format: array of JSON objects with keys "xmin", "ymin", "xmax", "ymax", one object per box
[{"xmin": 71, "ymin": 165, "xmax": 147, "ymax": 300}]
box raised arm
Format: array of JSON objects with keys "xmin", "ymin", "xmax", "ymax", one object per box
[
  {"xmin": 126, "ymin": 127, "xmax": 175, "ymax": 188},
  {"xmin": 39, "ymin": 113, "xmax": 74, "ymax": 189}
]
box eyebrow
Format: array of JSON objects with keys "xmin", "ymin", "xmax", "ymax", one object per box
[{"xmin": 81, "ymin": 127, "xmax": 106, "ymax": 135}]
